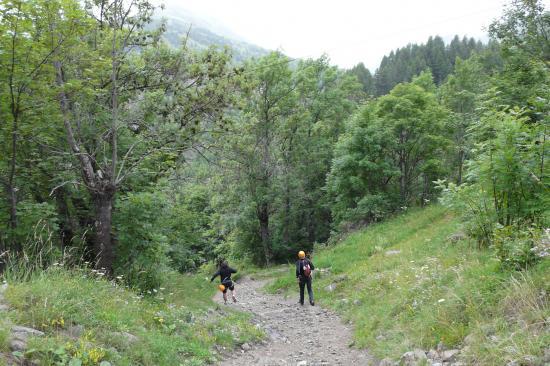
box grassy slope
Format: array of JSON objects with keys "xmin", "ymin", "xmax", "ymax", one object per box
[
  {"xmin": 266, "ymin": 206, "xmax": 549, "ymax": 364},
  {"xmin": 0, "ymin": 269, "xmax": 262, "ymax": 366}
]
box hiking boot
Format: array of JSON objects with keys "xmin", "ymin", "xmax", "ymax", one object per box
[
  {"xmin": 309, "ymin": 301, "xmax": 315, "ymax": 306},
  {"xmin": 232, "ymin": 296, "xmax": 237, "ymax": 303},
  {"xmin": 299, "ymin": 301, "xmax": 304, "ymax": 306}
]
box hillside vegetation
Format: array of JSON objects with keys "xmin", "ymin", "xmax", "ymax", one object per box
[
  {"xmin": 0, "ymin": 270, "xmax": 262, "ymax": 365},
  {"xmin": 266, "ymin": 206, "xmax": 549, "ymax": 365},
  {"xmin": 0, "ymin": 0, "xmax": 548, "ymax": 364}
]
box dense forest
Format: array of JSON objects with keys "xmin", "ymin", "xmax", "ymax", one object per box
[
  {"xmin": 0, "ymin": 0, "xmax": 548, "ymax": 294},
  {"xmin": 349, "ymin": 35, "xmax": 502, "ymax": 95}
]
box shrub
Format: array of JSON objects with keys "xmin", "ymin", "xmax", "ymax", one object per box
[
  {"xmin": 114, "ymin": 192, "xmax": 170, "ymax": 292},
  {"xmin": 494, "ymin": 226, "xmax": 545, "ymax": 270}
]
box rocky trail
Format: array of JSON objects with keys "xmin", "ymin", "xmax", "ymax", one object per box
[{"xmin": 214, "ymin": 276, "xmax": 372, "ymax": 366}]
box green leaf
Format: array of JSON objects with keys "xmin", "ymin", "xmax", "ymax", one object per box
[{"xmin": 69, "ymin": 358, "xmax": 83, "ymax": 366}]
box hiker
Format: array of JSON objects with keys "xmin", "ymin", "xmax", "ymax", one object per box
[
  {"xmin": 296, "ymin": 250, "xmax": 315, "ymax": 306},
  {"xmin": 210, "ymin": 260, "xmax": 237, "ymax": 304}
]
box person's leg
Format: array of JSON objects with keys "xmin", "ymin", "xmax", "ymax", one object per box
[
  {"xmin": 231, "ymin": 285, "xmax": 237, "ymax": 302},
  {"xmin": 299, "ymin": 279, "xmax": 305, "ymax": 305},
  {"xmin": 306, "ymin": 277, "xmax": 314, "ymax": 305},
  {"xmin": 223, "ymin": 290, "xmax": 228, "ymax": 304}
]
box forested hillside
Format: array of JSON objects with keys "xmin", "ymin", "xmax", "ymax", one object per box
[
  {"xmin": 348, "ymin": 35, "xmax": 502, "ymax": 96},
  {"xmin": 0, "ymin": 0, "xmax": 548, "ymax": 364},
  {"xmin": 159, "ymin": 15, "xmax": 269, "ymax": 63}
]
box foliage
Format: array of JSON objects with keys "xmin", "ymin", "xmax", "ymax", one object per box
[
  {"xmin": 114, "ymin": 192, "xmax": 170, "ymax": 292},
  {"xmin": 328, "ymin": 71, "xmax": 449, "ymax": 227},
  {"xmin": 265, "ymin": 206, "xmax": 549, "ymax": 364},
  {"xmin": 493, "ymin": 225, "xmax": 543, "ymax": 269},
  {"xmin": 370, "ymin": 35, "xmax": 497, "ymax": 95}
]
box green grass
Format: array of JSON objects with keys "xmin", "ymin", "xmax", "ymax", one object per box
[
  {"xmin": 266, "ymin": 205, "xmax": 549, "ymax": 364},
  {"xmin": 1, "ymin": 268, "xmax": 263, "ymax": 365}
]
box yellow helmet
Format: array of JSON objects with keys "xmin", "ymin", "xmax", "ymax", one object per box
[
  {"xmin": 298, "ymin": 250, "xmax": 305, "ymax": 259},
  {"xmin": 218, "ymin": 284, "xmax": 226, "ymax": 292}
]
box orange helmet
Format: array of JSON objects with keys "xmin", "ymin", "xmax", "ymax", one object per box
[
  {"xmin": 218, "ymin": 284, "xmax": 226, "ymax": 292},
  {"xmin": 298, "ymin": 251, "xmax": 306, "ymax": 259}
]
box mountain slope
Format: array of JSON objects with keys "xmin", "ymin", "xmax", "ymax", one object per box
[
  {"xmin": 266, "ymin": 205, "xmax": 549, "ymax": 365},
  {"xmin": 159, "ymin": 14, "xmax": 269, "ymax": 63}
]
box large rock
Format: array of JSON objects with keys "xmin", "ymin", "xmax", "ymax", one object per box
[
  {"xmin": 9, "ymin": 339, "xmax": 27, "ymax": 352},
  {"xmin": 379, "ymin": 358, "xmax": 396, "ymax": 366},
  {"xmin": 112, "ymin": 331, "xmax": 138, "ymax": 343},
  {"xmin": 400, "ymin": 349, "xmax": 427, "ymax": 366},
  {"xmin": 441, "ymin": 349, "xmax": 460, "ymax": 362},
  {"xmin": 11, "ymin": 325, "xmax": 45, "ymax": 339},
  {"xmin": 9, "ymin": 325, "xmax": 45, "ymax": 352},
  {"xmin": 426, "ymin": 349, "xmax": 439, "ymax": 360}
]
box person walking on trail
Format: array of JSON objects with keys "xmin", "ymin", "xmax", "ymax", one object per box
[
  {"xmin": 210, "ymin": 260, "xmax": 238, "ymax": 304},
  {"xmin": 296, "ymin": 250, "xmax": 315, "ymax": 306}
]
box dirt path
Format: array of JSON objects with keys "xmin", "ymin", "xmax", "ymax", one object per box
[{"xmin": 214, "ymin": 276, "xmax": 372, "ymax": 366}]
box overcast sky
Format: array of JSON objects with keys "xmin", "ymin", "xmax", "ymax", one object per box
[{"xmin": 159, "ymin": 0, "xmax": 549, "ymax": 71}]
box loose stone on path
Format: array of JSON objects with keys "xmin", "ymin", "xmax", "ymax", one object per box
[{"xmin": 214, "ymin": 277, "xmax": 371, "ymax": 366}]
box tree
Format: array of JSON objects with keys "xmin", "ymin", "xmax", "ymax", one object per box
[
  {"xmin": 0, "ymin": 0, "xmax": 70, "ymax": 251},
  {"xmin": 328, "ymin": 71, "xmax": 449, "ymax": 227},
  {"xmin": 440, "ymin": 56, "xmax": 488, "ymax": 183},
  {"xmin": 489, "ymin": 0, "xmax": 550, "ymax": 63},
  {"xmin": 222, "ymin": 52, "xmax": 295, "ymax": 264},
  {"xmin": 50, "ymin": 0, "xmax": 235, "ymax": 272},
  {"xmin": 377, "ymin": 71, "xmax": 449, "ymax": 205},
  {"xmin": 348, "ymin": 62, "xmax": 375, "ymax": 95}
]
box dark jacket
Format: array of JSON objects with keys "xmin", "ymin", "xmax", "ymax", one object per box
[
  {"xmin": 211, "ymin": 266, "xmax": 237, "ymax": 284},
  {"xmin": 296, "ymin": 258, "xmax": 315, "ymax": 278}
]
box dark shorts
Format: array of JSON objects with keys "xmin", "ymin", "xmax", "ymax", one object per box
[{"xmin": 222, "ymin": 281, "xmax": 234, "ymax": 293}]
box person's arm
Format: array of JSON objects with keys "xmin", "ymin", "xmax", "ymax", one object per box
[
  {"xmin": 229, "ymin": 267, "xmax": 237, "ymax": 274},
  {"xmin": 210, "ymin": 270, "xmax": 220, "ymax": 282},
  {"xmin": 296, "ymin": 261, "xmax": 300, "ymax": 278},
  {"xmin": 309, "ymin": 260, "xmax": 315, "ymax": 271}
]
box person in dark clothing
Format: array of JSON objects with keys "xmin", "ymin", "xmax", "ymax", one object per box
[
  {"xmin": 210, "ymin": 260, "xmax": 238, "ymax": 304},
  {"xmin": 296, "ymin": 250, "xmax": 315, "ymax": 306}
]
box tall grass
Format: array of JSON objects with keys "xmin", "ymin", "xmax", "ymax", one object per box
[
  {"xmin": 1, "ymin": 266, "xmax": 263, "ymax": 365},
  {"xmin": 265, "ymin": 205, "xmax": 549, "ymax": 364}
]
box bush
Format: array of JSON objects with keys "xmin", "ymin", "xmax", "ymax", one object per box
[
  {"xmin": 437, "ymin": 181, "xmax": 495, "ymax": 247},
  {"xmin": 438, "ymin": 109, "xmax": 548, "ymax": 261},
  {"xmin": 114, "ymin": 192, "xmax": 170, "ymax": 292},
  {"xmin": 494, "ymin": 226, "xmax": 545, "ymax": 270}
]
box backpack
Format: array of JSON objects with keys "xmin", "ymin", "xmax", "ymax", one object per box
[{"xmin": 301, "ymin": 260, "xmax": 312, "ymax": 278}]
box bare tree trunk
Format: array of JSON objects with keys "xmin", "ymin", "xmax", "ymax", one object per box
[
  {"xmin": 53, "ymin": 187, "xmax": 75, "ymax": 250},
  {"xmin": 399, "ymin": 131, "xmax": 407, "ymax": 205},
  {"xmin": 457, "ymin": 148, "xmax": 464, "ymax": 185},
  {"xmin": 257, "ymin": 202, "xmax": 271, "ymax": 265},
  {"xmin": 55, "ymin": 60, "xmax": 117, "ymax": 273},
  {"xmin": 307, "ymin": 205, "xmax": 315, "ymax": 244},
  {"xmin": 93, "ymin": 190, "xmax": 115, "ymax": 272}
]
